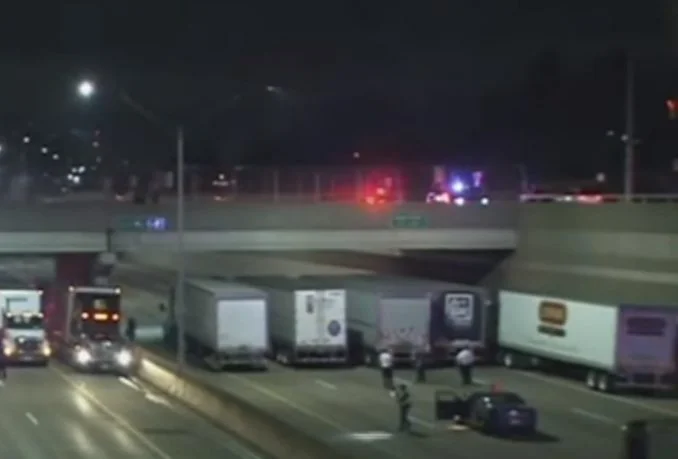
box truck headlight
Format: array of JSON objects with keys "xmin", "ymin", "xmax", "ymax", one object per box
[
  {"xmin": 116, "ymin": 349, "xmax": 133, "ymax": 366},
  {"xmin": 75, "ymin": 348, "xmax": 92, "ymax": 364},
  {"xmin": 42, "ymin": 342, "xmax": 51, "ymax": 357},
  {"xmin": 3, "ymin": 339, "xmax": 15, "ymax": 356}
]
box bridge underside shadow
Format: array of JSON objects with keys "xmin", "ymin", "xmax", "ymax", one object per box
[{"xmin": 267, "ymin": 249, "xmax": 514, "ymax": 285}]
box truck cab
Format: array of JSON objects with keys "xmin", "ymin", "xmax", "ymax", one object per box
[
  {"xmin": 63, "ymin": 285, "xmax": 135, "ymax": 374},
  {"xmin": 2, "ymin": 289, "xmax": 51, "ymax": 365}
]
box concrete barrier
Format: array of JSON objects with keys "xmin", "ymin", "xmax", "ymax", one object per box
[{"xmin": 137, "ymin": 350, "xmax": 350, "ymax": 459}]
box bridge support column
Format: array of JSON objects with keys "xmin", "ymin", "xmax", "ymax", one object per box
[{"xmin": 55, "ymin": 253, "xmax": 98, "ymax": 287}]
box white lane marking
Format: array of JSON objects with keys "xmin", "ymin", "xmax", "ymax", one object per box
[
  {"xmin": 145, "ymin": 392, "xmax": 173, "ymax": 407},
  {"xmin": 515, "ymin": 370, "xmax": 678, "ymax": 418},
  {"xmin": 53, "ymin": 367, "xmax": 174, "ymax": 459},
  {"xmin": 315, "ymin": 379, "xmax": 337, "ymax": 390},
  {"xmin": 118, "ymin": 377, "xmax": 142, "ymax": 391},
  {"xmin": 25, "ymin": 412, "xmax": 39, "ymax": 426},
  {"xmin": 571, "ymin": 407, "xmax": 617, "ymax": 425},
  {"xmin": 409, "ymin": 415, "xmax": 435, "ymax": 429},
  {"xmin": 226, "ymin": 373, "xmax": 409, "ymax": 459}
]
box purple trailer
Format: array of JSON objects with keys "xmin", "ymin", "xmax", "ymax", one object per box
[{"xmin": 498, "ymin": 291, "xmax": 678, "ymax": 393}]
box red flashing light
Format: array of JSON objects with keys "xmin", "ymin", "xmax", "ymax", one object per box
[{"xmin": 667, "ymin": 99, "xmax": 677, "ymax": 119}]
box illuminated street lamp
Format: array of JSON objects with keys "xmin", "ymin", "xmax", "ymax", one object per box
[
  {"xmin": 23, "ymin": 136, "xmax": 30, "ymax": 144},
  {"xmin": 77, "ymin": 80, "xmax": 95, "ymax": 98},
  {"xmin": 77, "ymin": 79, "xmax": 187, "ymax": 373}
]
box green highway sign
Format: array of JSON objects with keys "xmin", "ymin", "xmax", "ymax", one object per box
[
  {"xmin": 391, "ymin": 214, "xmax": 428, "ymax": 229},
  {"xmin": 114, "ymin": 216, "xmax": 170, "ymax": 232}
]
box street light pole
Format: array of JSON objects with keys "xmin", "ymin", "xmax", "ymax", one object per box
[
  {"xmin": 175, "ymin": 126, "xmax": 186, "ymax": 372},
  {"xmin": 623, "ymin": 55, "xmax": 635, "ymax": 201},
  {"xmin": 76, "ymin": 79, "xmax": 188, "ymax": 373}
]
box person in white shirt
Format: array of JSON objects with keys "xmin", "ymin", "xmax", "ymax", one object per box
[
  {"xmin": 455, "ymin": 346, "xmax": 474, "ymax": 385},
  {"xmin": 378, "ymin": 348, "xmax": 394, "ymax": 393}
]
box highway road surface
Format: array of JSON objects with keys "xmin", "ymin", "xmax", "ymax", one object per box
[
  {"xmin": 0, "ymin": 363, "xmax": 265, "ymax": 459},
  {"xmin": 145, "ymin": 341, "xmax": 645, "ymax": 459}
]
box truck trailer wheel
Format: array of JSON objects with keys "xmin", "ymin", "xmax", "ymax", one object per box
[
  {"xmin": 596, "ymin": 373, "xmax": 614, "ymax": 393},
  {"xmin": 586, "ymin": 370, "xmax": 597, "ymax": 389},
  {"xmin": 501, "ymin": 352, "xmax": 516, "ymax": 368}
]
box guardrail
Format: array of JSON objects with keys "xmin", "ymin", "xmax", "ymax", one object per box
[
  {"xmin": 9, "ymin": 191, "xmax": 678, "ymax": 205},
  {"xmin": 519, "ymin": 193, "xmax": 678, "ymax": 204}
]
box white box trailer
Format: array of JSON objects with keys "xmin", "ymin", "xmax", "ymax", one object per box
[
  {"xmin": 498, "ymin": 290, "xmax": 678, "ymax": 392},
  {"xmin": 299, "ymin": 275, "xmax": 434, "ymax": 365},
  {"xmin": 239, "ymin": 276, "xmax": 348, "ymax": 365},
  {"xmin": 177, "ymin": 278, "xmax": 268, "ymax": 370}
]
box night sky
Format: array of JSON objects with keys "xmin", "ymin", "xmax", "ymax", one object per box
[{"xmin": 0, "ymin": 2, "xmax": 674, "ymax": 185}]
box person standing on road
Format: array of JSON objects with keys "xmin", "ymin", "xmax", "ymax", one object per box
[
  {"xmin": 412, "ymin": 343, "xmax": 428, "ymax": 383},
  {"xmin": 125, "ymin": 316, "xmax": 137, "ymax": 343},
  {"xmin": 0, "ymin": 335, "xmax": 7, "ymax": 381},
  {"xmin": 456, "ymin": 346, "xmax": 475, "ymax": 385},
  {"xmin": 379, "ymin": 348, "xmax": 395, "ymax": 395},
  {"xmin": 395, "ymin": 383, "xmax": 412, "ymax": 432}
]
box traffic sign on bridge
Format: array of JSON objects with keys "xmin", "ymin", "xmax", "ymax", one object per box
[
  {"xmin": 115, "ymin": 216, "xmax": 170, "ymax": 232},
  {"xmin": 391, "ymin": 214, "xmax": 428, "ymax": 229}
]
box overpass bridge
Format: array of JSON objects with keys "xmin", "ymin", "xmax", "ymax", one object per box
[
  {"xmin": 2, "ymin": 196, "xmax": 678, "ymax": 309},
  {"xmin": 0, "ymin": 200, "xmax": 519, "ymax": 253}
]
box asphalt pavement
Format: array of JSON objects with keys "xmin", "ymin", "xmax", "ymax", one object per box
[
  {"xmin": 0, "ymin": 362, "xmax": 265, "ymax": 459},
  {"xmin": 156, "ymin": 358, "xmax": 626, "ymax": 459},
  {"xmin": 142, "ymin": 338, "xmax": 678, "ymax": 459}
]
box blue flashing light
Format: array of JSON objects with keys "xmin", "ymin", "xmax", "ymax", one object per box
[{"xmin": 451, "ymin": 180, "xmax": 466, "ymax": 194}]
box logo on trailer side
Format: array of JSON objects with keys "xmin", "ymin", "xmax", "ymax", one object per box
[
  {"xmin": 538, "ymin": 300, "xmax": 567, "ymax": 337},
  {"xmin": 444, "ymin": 293, "xmax": 474, "ymax": 328}
]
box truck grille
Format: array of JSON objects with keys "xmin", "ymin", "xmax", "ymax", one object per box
[{"xmin": 16, "ymin": 339, "xmax": 40, "ymax": 352}]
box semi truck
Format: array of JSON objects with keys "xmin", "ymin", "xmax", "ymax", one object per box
[
  {"xmin": 51, "ymin": 285, "xmax": 136, "ymax": 374},
  {"xmin": 498, "ymin": 290, "xmax": 678, "ymax": 392},
  {"xmin": 165, "ymin": 278, "xmax": 269, "ymax": 371},
  {"xmin": 239, "ymin": 276, "xmax": 348, "ymax": 365},
  {"xmin": 413, "ymin": 278, "xmax": 494, "ymax": 362},
  {"xmin": 0, "ymin": 286, "xmax": 51, "ymax": 365},
  {"xmin": 344, "ymin": 278, "xmax": 431, "ymax": 366},
  {"xmin": 307, "ymin": 275, "xmax": 493, "ymax": 365}
]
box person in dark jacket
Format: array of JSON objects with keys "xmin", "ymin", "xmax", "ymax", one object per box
[
  {"xmin": 125, "ymin": 317, "xmax": 137, "ymax": 342},
  {"xmin": 0, "ymin": 336, "xmax": 7, "ymax": 381},
  {"xmin": 395, "ymin": 383, "xmax": 412, "ymax": 432},
  {"xmin": 412, "ymin": 342, "xmax": 429, "ymax": 383}
]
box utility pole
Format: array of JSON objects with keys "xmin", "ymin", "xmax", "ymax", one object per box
[
  {"xmin": 623, "ymin": 54, "xmax": 635, "ymax": 201},
  {"xmin": 175, "ymin": 126, "xmax": 186, "ymax": 373}
]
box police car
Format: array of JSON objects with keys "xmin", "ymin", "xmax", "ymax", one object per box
[{"xmin": 439, "ymin": 390, "xmax": 538, "ymax": 435}]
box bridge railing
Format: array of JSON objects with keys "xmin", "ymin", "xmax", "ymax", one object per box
[
  {"xmin": 519, "ymin": 193, "xmax": 678, "ymax": 204},
  {"xmin": 27, "ymin": 192, "xmax": 678, "ymax": 205}
]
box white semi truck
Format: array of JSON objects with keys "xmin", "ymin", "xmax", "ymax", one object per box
[
  {"xmin": 342, "ymin": 278, "xmax": 432, "ymax": 366},
  {"xmin": 498, "ymin": 290, "xmax": 678, "ymax": 392},
  {"xmin": 167, "ymin": 279, "xmax": 269, "ymax": 370},
  {"xmin": 1, "ymin": 287, "xmax": 51, "ymax": 365},
  {"xmin": 239, "ymin": 276, "xmax": 348, "ymax": 365}
]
